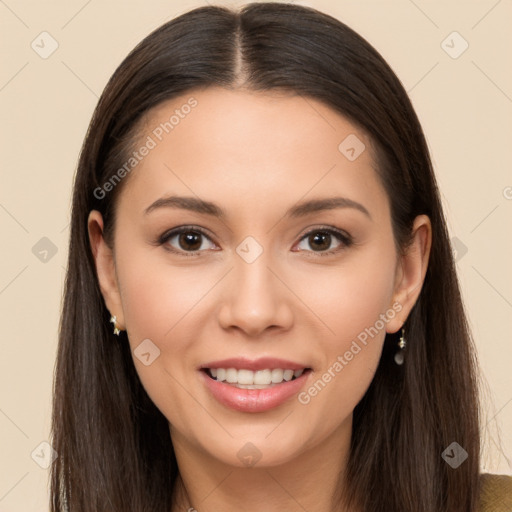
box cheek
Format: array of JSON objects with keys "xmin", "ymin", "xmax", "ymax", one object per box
[
  {"xmin": 294, "ymin": 246, "xmax": 397, "ymax": 422},
  {"xmin": 114, "ymin": 247, "xmax": 211, "ymax": 422},
  {"xmin": 116, "ymin": 245, "xmax": 211, "ymax": 343},
  {"xmin": 302, "ymin": 249, "xmax": 397, "ymax": 345}
]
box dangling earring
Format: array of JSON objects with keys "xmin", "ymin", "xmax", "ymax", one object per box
[
  {"xmin": 110, "ymin": 314, "xmax": 122, "ymax": 335},
  {"xmin": 394, "ymin": 327, "xmax": 406, "ymax": 365}
]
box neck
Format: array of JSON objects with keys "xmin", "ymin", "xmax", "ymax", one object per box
[{"xmin": 170, "ymin": 417, "xmax": 354, "ymax": 512}]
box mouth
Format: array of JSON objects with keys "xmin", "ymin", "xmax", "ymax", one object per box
[
  {"xmin": 198, "ymin": 358, "xmax": 313, "ymax": 413},
  {"xmin": 201, "ymin": 367, "xmax": 312, "ymax": 389}
]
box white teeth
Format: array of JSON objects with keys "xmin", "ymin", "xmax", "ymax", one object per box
[
  {"xmin": 207, "ymin": 367, "xmax": 307, "ymax": 385},
  {"xmin": 226, "ymin": 368, "xmax": 238, "ymax": 383},
  {"xmin": 254, "ymin": 369, "xmax": 272, "ymax": 385},
  {"xmin": 237, "ymin": 369, "xmax": 254, "ymax": 385},
  {"xmin": 271, "ymin": 369, "xmax": 284, "ymax": 383},
  {"xmin": 283, "ymin": 369, "xmax": 294, "ymax": 381}
]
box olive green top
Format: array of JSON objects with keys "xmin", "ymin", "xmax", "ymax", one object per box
[{"xmin": 479, "ymin": 473, "xmax": 512, "ymax": 511}]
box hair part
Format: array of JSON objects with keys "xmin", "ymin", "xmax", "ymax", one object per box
[{"xmin": 51, "ymin": 3, "xmax": 481, "ymax": 511}]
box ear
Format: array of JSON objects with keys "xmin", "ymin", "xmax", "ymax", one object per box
[
  {"xmin": 386, "ymin": 214, "xmax": 432, "ymax": 334},
  {"xmin": 87, "ymin": 210, "xmax": 125, "ymax": 330}
]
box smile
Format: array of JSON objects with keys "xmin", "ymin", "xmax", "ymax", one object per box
[
  {"xmin": 199, "ymin": 357, "xmax": 313, "ymax": 412},
  {"xmin": 204, "ymin": 368, "xmax": 307, "ymax": 388}
]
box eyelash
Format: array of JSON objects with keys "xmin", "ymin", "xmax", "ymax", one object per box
[{"xmin": 156, "ymin": 225, "xmax": 353, "ymax": 258}]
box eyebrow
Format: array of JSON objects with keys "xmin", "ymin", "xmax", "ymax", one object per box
[{"xmin": 144, "ymin": 195, "xmax": 372, "ymax": 220}]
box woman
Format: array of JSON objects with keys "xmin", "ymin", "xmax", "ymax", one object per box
[{"xmin": 50, "ymin": 3, "xmax": 512, "ymax": 511}]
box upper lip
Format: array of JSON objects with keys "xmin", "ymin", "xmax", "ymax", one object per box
[{"xmin": 199, "ymin": 357, "xmax": 311, "ymax": 371}]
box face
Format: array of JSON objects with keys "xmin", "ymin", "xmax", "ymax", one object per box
[{"xmin": 89, "ymin": 87, "xmax": 429, "ymax": 470}]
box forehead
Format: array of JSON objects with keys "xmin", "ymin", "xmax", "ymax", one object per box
[{"xmin": 117, "ymin": 87, "xmax": 388, "ymax": 220}]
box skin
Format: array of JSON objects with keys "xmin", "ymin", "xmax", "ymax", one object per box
[{"xmin": 88, "ymin": 87, "xmax": 431, "ymax": 512}]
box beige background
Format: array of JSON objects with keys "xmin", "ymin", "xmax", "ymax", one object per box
[{"xmin": 0, "ymin": 0, "xmax": 511, "ymax": 509}]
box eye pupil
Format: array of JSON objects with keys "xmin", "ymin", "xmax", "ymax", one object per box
[
  {"xmin": 310, "ymin": 232, "xmax": 331, "ymax": 251},
  {"xmin": 179, "ymin": 232, "xmax": 202, "ymax": 251}
]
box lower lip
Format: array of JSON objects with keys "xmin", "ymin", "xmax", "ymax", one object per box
[{"xmin": 199, "ymin": 370, "xmax": 311, "ymax": 413}]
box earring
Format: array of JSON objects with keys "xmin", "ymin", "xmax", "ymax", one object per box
[
  {"xmin": 109, "ymin": 314, "xmax": 122, "ymax": 335},
  {"xmin": 394, "ymin": 327, "xmax": 406, "ymax": 365}
]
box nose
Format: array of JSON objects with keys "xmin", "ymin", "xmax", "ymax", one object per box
[{"xmin": 217, "ymin": 249, "xmax": 294, "ymax": 338}]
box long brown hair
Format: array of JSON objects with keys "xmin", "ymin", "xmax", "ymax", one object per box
[{"xmin": 50, "ymin": 3, "xmax": 481, "ymax": 511}]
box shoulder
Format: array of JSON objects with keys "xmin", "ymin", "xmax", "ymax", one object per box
[{"xmin": 478, "ymin": 473, "xmax": 512, "ymax": 512}]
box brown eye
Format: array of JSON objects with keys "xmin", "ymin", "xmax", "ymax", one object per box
[
  {"xmin": 307, "ymin": 232, "xmax": 332, "ymax": 251},
  {"xmin": 176, "ymin": 231, "xmax": 203, "ymax": 251},
  {"xmin": 159, "ymin": 227, "xmax": 216, "ymax": 256},
  {"xmin": 295, "ymin": 228, "xmax": 352, "ymax": 256}
]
